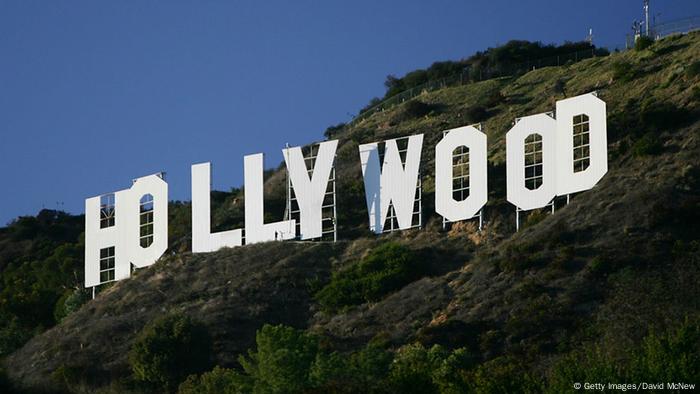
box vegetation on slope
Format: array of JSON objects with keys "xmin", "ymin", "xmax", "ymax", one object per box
[
  {"xmin": 174, "ymin": 319, "xmax": 698, "ymax": 394},
  {"xmin": 371, "ymin": 40, "xmax": 608, "ymax": 109},
  {"xmin": 314, "ymin": 242, "xmax": 430, "ymax": 312},
  {"xmin": 0, "ymin": 210, "xmax": 84, "ymax": 358},
  {"xmin": 2, "ymin": 32, "xmax": 700, "ymax": 393},
  {"xmin": 129, "ymin": 313, "xmax": 213, "ymax": 392}
]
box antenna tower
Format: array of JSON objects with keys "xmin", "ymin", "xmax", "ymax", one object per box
[{"xmin": 644, "ymin": 0, "xmax": 650, "ymax": 36}]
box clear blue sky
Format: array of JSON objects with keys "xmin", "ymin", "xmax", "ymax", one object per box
[{"xmin": 1, "ymin": 0, "xmax": 699, "ymax": 225}]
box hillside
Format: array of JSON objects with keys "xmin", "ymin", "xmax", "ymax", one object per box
[{"xmin": 3, "ymin": 32, "xmax": 700, "ymax": 393}]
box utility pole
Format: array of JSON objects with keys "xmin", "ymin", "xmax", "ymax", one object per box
[{"xmin": 644, "ymin": 0, "xmax": 650, "ymax": 36}]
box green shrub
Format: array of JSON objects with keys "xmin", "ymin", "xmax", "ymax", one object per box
[
  {"xmin": 547, "ymin": 319, "xmax": 700, "ymax": 392},
  {"xmin": 496, "ymin": 242, "xmax": 542, "ymax": 272},
  {"xmin": 640, "ymin": 100, "xmax": 691, "ymax": 131},
  {"xmin": 0, "ymin": 233, "xmax": 83, "ymax": 332},
  {"xmin": 181, "ymin": 325, "xmax": 489, "ymax": 394},
  {"xmin": 692, "ymin": 86, "xmax": 700, "ymax": 103},
  {"xmin": 632, "ymin": 132, "xmax": 663, "ymax": 156},
  {"xmin": 53, "ymin": 288, "xmax": 90, "ymax": 322},
  {"xmin": 628, "ymin": 318, "xmax": 700, "ymax": 382},
  {"xmin": 635, "ymin": 36, "xmax": 654, "ymax": 51},
  {"xmin": 130, "ymin": 313, "xmax": 213, "ymax": 392},
  {"xmin": 237, "ymin": 324, "xmax": 318, "ymax": 394},
  {"xmin": 178, "ymin": 325, "xmax": 324, "ymax": 394},
  {"xmin": 546, "ymin": 346, "xmax": 621, "ymax": 393},
  {"xmin": 504, "ymin": 294, "xmax": 561, "ymax": 341},
  {"xmin": 315, "ymin": 243, "xmax": 429, "ymax": 311},
  {"xmin": 238, "ymin": 325, "xmax": 394, "ymax": 394},
  {"xmin": 469, "ymin": 356, "xmax": 542, "ymax": 394},
  {"xmin": 588, "ymin": 256, "xmax": 610, "ymax": 277},
  {"xmin": 687, "ymin": 61, "xmax": 700, "ymax": 78},
  {"xmin": 552, "ymin": 78, "xmax": 566, "ymax": 94},
  {"xmin": 404, "ymin": 100, "xmax": 433, "ymax": 118},
  {"xmin": 0, "ymin": 316, "xmax": 34, "ymax": 357},
  {"xmin": 482, "ymin": 90, "xmax": 505, "ymax": 108},
  {"xmin": 310, "ymin": 342, "xmax": 394, "ymax": 393},
  {"xmin": 344, "ymin": 343, "xmax": 393, "ymax": 391},
  {"xmin": 0, "ymin": 367, "xmax": 12, "ymax": 394},
  {"xmin": 611, "ymin": 61, "xmax": 638, "ymax": 82},
  {"xmin": 308, "ymin": 351, "xmax": 351, "ymax": 391},
  {"xmin": 523, "ymin": 210, "xmax": 547, "ymax": 229},
  {"xmin": 359, "ymin": 97, "xmax": 382, "ymax": 114},
  {"xmin": 388, "ymin": 343, "xmax": 473, "ymax": 394},
  {"xmin": 464, "ymin": 105, "xmax": 489, "ymax": 123},
  {"xmin": 392, "ymin": 100, "xmax": 439, "ymax": 123},
  {"xmin": 389, "ymin": 343, "xmax": 442, "ymax": 394},
  {"xmin": 178, "ymin": 367, "xmax": 246, "ymax": 394},
  {"xmin": 51, "ymin": 364, "xmax": 93, "ymax": 392},
  {"xmin": 323, "ymin": 123, "xmax": 346, "ymax": 140}
]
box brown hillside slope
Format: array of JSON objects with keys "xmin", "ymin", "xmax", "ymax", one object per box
[{"xmin": 5, "ymin": 32, "xmax": 700, "ymax": 391}]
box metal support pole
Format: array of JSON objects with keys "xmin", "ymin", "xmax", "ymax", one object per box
[
  {"xmin": 478, "ymin": 209, "xmax": 483, "ymax": 231},
  {"xmin": 515, "ymin": 207, "xmax": 520, "ymax": 231},
  {"xmin": 285, "ymin": 143, "xmax": 292, "ymax": 225},
  {"xmin": 417, "ymin": 176, "xmax": 422, "ymax": 230},
  {"xmin": 566, "ymin": 194, "xmax": 570, "ymax": 205},
  {"xmin": 92, "ymin": 286, "xmax": 95, "ymax": 300},
  {"xmin": 332, "ymin": 165, "xmax": 337, "ymax": 242}
]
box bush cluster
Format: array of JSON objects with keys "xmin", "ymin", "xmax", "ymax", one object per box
[
  {"xmin": 53, "ymin": 288, "xmax": 91, "ymax": 322},
  {"xmin": 179, "ymin": 324, "xmax": 477, "ymax": 394},
  {"xmin": 611, "ymin": 61, "xmax": 638, "ymax": 82},
  {"xmin": 632, "ymin": 132, "xmax": 663, "ymax": 156},
  {"xmin": 692, "ymin": 86, "xmax": 700, "ymax": 103},
  {"xmin": 130, "ymin": 313, "xmax": 213, "ymax": 392},
  {"xmin": 391, "ymin": 100, "xmax": 439, "ymax": 123},
  {"xmin": 687, "ymin": 60, "xmax": 700, "ymax": 79},
  {"xmin": 634, "ymin": 36, "xmax": 654, "ymax": 51},
  {"xmin": 314, "ymin": 242, "xmax": 430, "ymax": 312},
  {"xmin": 323, "ymin": 123, "xmax": 346, "ymax": 140},
  {"xmin": 381, "ymin": 40, "xmax": 600, "ymax": 101},
  {"xmin": 179, "ymin": 366, "xmax": 244, "ymax": 394},
  {"xmin": 180, "ymin": 320, "xmax": 699, "ymax": 394},
  {"xmin": 609, "ymin": 97, "xmax": 692, "ymax": 158},
  {"xmin": 640, "ymin": 100, "xmax": 690, "ymax": 131},
  {"xmin": 464, "ymin": 106, "xmax": 488, "ymax": 123},
  {"xmin": 547, "ymin": 319, "xmax": 700, "ymax": 392},
  {"xmin": 0, "ymin": 209, "xmax": 84, "ymax": 357}
]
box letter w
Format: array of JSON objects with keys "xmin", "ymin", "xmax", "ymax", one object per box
[{"xmin": 359, "ymin": 134, "xmax": 423, "ymax": 233}]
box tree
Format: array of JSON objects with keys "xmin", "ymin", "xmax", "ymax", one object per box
[
  {"xmin": 130, "ymin": 313, "xmax": 213, "ymax": 392},
  {"xmin": 178, "ymin": 367, "xmax": 248, "ymax": 394},
  {"xmin": 238, "ymin": 324, "xmax": 319, "ymax": 394}
]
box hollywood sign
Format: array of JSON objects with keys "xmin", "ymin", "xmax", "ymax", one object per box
[{"xmin": 85, "ymin": 92, "xmax": 606, "ymax": 288}]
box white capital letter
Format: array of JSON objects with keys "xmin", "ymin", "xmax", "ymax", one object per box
[
  {"xmin": 359, "ymin": 134, "xmax": 423, "ymax": 233},
  {"xmin": 435, "ymin": 126, "xmax": 488, "ymax": 222},
  {"xmin": 506, "ymin": 114, "xmax": 557, "ymax": 211},
  {"xmin": 244, "ymin": 153, "xmax": 296, "ymax": 244},
  {"xmin": 555, "ymin": 92, "xmax": 608, "ymax": 195},
  {"xmin": 283, "ymin": 140, "xmax": 338, "ymax": 240},
  {"xmin": 191, "ymin": 162, "xmax": 243, "ymax": 252}
]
